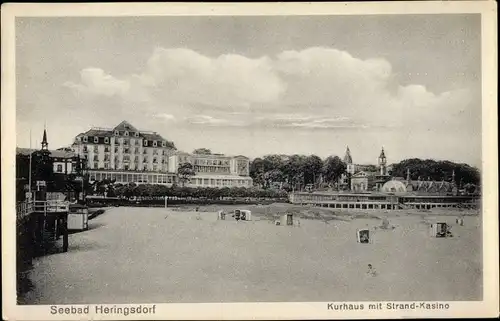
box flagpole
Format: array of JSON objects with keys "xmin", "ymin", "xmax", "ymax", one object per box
[{"xmin": 29, "ymin": 130, "xmax": 32, "ymax": 196}]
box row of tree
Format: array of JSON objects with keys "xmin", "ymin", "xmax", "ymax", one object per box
[
  {"xmin": 247, "ymin": 154, "xmax": 481, "ymax": 191},
  {"xmin": 249, "ymin": 154, "xmax": 346, "ymax": 190},
  {"xmin": 92, "ymin": 181, "xmax": 288, "ymax": 199},
  {"xmin": 390, "ymin": 158, "xmax": 480, "ymax": 186}
]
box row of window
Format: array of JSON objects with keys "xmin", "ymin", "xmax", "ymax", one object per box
[
  {"xmin": 193, "ymin": 159, "xmax": 230, "ymax": 166},
  {"xmin": 81, "ymin": 136, "xmax": 167, "ymax": 147},
  {"xmin": 191, "ymin": 178, "xmax": 252, "ymax": 187},
  {"xmin": 91, "ymin": 155, "xmax": 167, "ymax": 163},
  {"xmin": 87, "ymin": 170, "xmax": 252, "ymax": 187},
  {"xmin": 193, "ymin": 165, "xmax": 230, "ymax": 173},
  {"xmin": 91, "ymin": 162, "xmax": 167, "ymax": 172},
  {"xmin": 83, "ymin": 145, "xmax": 170, "ymax": 155},
  {"xmin": 89, "ymin": 171, "xmax": 176, "ymax": 184}
]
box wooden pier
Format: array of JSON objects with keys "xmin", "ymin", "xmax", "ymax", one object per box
[{"xmin": 17, "ymin": 200, "xmax": 70, "ymax": 255}]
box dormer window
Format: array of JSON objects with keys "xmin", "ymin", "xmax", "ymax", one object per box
[
  {"xmin": 134, "ymin": 132, "xmax": 139, "ymax": 137},
  {"xmin": 104, "ymin": 137, "xmax": 109, "ymax": 144},
  {"xmin": 143, "ymin": 140, "xmax": 148, "ymax": 147},
  {"xmin": 153, "ymin": 141, "xmax": 157, "ymax": 147},
  {"xmin": 114, "ymin": 130, "xmax": 119, "ymax": 136},
  {"xmin": 162, "ymin": 141, "xmax": 166, "ymax": 147},
  {"xmin": 94, "ymin": 137, "xmax": 99, "ymax": 143},
  {"xmin": 124, "ymin": 131, "xmax": 129, "ymax": 136},
  {"xmin": 83, "ymin": 136, "xmax": 88, "ymax": 143}
]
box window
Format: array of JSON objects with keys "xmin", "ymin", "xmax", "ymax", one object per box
[
  {"xmin": 144, "ymin": 157, "xmax": 148, "ymax": 163},
  {"xmin": 56, "ymin": 164, "xmax": 63, "ymax": 172},
  {"xmin": 104, "ymin": 162, "xmax": 109, "ymax": 169},
  {"xmin": 135, "ymin": 132, "xmax": 139, "ymax": 137},
  {"xmin": 93, "ymin": 155, "xmax": 98, "ymax": 161},
  {"xmin": 153, "ymin": 165, "xmax": 158, "ymax": 172},
  {"xmin": 143, "ymin": 140, "xmax": 148, "ymax": 146},
  {"xmin": 123, "ymin": 139, "xmax": 129, "ymax": 146},
  {"xmin": 83, "ymin": 146, "xmax": 88, "ymax": 152},
  {"xmin": 93, "ymin": 162, "xmax": 98, "ymax": 169},
  {"xmin": 94, "ymin": 137, "xmax": 99, "ymax": 143},
  {"xmin": 104, "ymin": 137, "xmax": 109, "ymax": 143},
  {"xmin": 124, "ymin": 148, "xmax": 129, "ymax": 154},
  {"xmin": 135, "ymin": 147, "xmax": 139, "ymax": 154},
  {"xmin": 83, "ymin": 136, "xmax": 88, "ymax": 142},
  {"xmin": 153, "ymin": 141, "xmax": 157, "ymax": 147},
  {"xmin": 162, "ymin": 141, "xmax": 166, "ymax": 147},
  {"xmin": 135, "ymin": 156, "xmax": 139, "ymax": 162},
  {"xmin": 114, "ymin": 130, "xmax": 119, "ymax": 136},
  {"xmin": 93, "ymin": 146, "xmax": 98, "ymax": 152},
  {"xmin": 124, "ymin": 131, "xmax": 129, "ymax": 136},
  {"xmin": 114, "ymin": 147, "xmax": 119, "ymax": 153},
  {"xmin": 143, "ymin": 149, "xmax": 147, "ymax": 154}
]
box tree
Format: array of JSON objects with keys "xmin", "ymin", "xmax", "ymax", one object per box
[
  {"xmin": 177, "ymin": 162, "xmax": 196, "ymax": 187},
  {"xmin": 249, "ymin": 158, "xmax": 266, "ymax": 188},
  {"xmin": 303, "ymin": 155, "xmax": 323, "ymax": 186},
  {"xmin": 323, "ymin": 156, "xmax": 347, "ymax": 185},
  {"xmin": 283, "ymin": 155, "xmax": 306, "ymax": 189},
  {"xmin": 391, "ymin": 158, "xmax": 480, "ymax": 185},
  {"xmin": 193, "ymin": 148, "xmax": 212, "ymax": 155}
]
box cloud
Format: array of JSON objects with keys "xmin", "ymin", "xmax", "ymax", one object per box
[
  {"xmin": 64, "ymin": 68, "xmax": 129, "ymax": 97},
  {"xmin": 155, "ymin": 113, "xmax": 176, "ymax": 121},
  {"xmin": 64, "ymin": 47, "xmax": 476, "ymax": 132}
]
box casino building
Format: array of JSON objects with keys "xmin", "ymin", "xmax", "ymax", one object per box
[
  {"xmin": 70, "ymin": 121, "xmax": 252, "ymax": 188},
  {"xmin": 291, "ymin": 146, "xmax": 479, "ymax": 210}
]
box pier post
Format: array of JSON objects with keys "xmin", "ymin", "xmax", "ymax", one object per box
[{"xmin": 62, "ymin": 214, "xmax": 68, "ymax": 253}]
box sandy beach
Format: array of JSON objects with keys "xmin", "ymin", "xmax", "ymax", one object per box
[{"xmin": 21, "ymin": 205, "xmax": 482, "ymax": 304}]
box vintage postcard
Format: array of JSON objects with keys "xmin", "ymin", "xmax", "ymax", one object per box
[{"xmin": 2, "ymin": 2, "xmax": 498, "ymax": 320}]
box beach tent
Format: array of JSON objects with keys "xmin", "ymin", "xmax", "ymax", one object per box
[
  {"xmin": 280, "ymin": 213, "xmax": 294, "ymax": 226},
  {"xmin": 240, "ymin": 210, "xmax": 252, "ymax": 221},
  {"xmin": 356, "ymin": 229, "xmax": 372, "ymax": 244},
  {"xmin": 429, "ymin": 222, "xmax": 449, "ymax": 238}
]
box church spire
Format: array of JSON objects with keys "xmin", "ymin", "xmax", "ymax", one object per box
[
  {"xmin": 343, "ymin": 146, "xmax": 353, "ymax": 164},
  {"xmin": 41, "ymin": 125, "xmax": 48, "ymax": 150}
]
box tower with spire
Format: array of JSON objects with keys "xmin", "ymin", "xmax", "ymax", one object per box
[
  {"xmin": 41, "ymin": 127, "xmax": 48, "ymax": 150},
  {"xmin": 344, "ymin": 146, "xmax": 355, "ymax": 175},
  {"xmin": 378, "ymin": 147, "xmax": 387, "ymax": 176}
]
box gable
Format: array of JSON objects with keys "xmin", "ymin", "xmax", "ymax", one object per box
[{"xmin": 113, "ymin": 121, "xmax": 139, "ymax": 133}]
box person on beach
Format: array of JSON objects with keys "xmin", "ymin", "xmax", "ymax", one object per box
[{"xmin": 367, "ymin": 264, "xmax": 377, "ymax": 277}]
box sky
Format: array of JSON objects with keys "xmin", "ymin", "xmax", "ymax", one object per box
[{"xmin": 15, "ymin": 14, "xmax": 482, "ymax": 167}]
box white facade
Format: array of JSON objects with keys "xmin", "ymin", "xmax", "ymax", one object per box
[{"xmin": 71, "ymin": 121, "xmax": 253, "ymax": 188}]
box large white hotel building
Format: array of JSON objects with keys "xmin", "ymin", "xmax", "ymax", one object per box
[{"xmin": 71, "ymin": 121, "xmax": 253, "ymax": 188}]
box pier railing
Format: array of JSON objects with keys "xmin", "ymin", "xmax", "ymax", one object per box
[
  {"xmin": 16, "ymin": 201, "xmax": 34, "ymax": 221},
  {"xmin": 16, "ymin": 200, "xmax": 69, "ymax": 220},
  {"xmin": 33, "ymin": 200, "xmax": 69, "ymax": 214}
]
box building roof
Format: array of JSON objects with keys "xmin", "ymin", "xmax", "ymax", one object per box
[
  {"xmin": 76, "ymin": 121, "xmax": 176, "ymax": 148},
  {"xmin": 113, "ymin": 120, "xmax": 138, "ymax": 132},
  {"xmin": 16, "ymin": 147, "xmax": 76, "ymax": 158},
  {"xmin": 381, "ymin": 180, "xmax": 407, "ymax": 193},
  {"xmin": 352, "ymin": 170, "xmax": 377, "ymax": 178}
]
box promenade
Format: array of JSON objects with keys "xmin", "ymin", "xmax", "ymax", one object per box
[{"xmin": 22, "ymin": 206, "xmax": 482, "ymax": 304}]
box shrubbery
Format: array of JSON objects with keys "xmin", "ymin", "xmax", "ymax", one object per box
[{"xmin": 108, "ymin": 183, "xmax": 288, "ymax": 200}]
